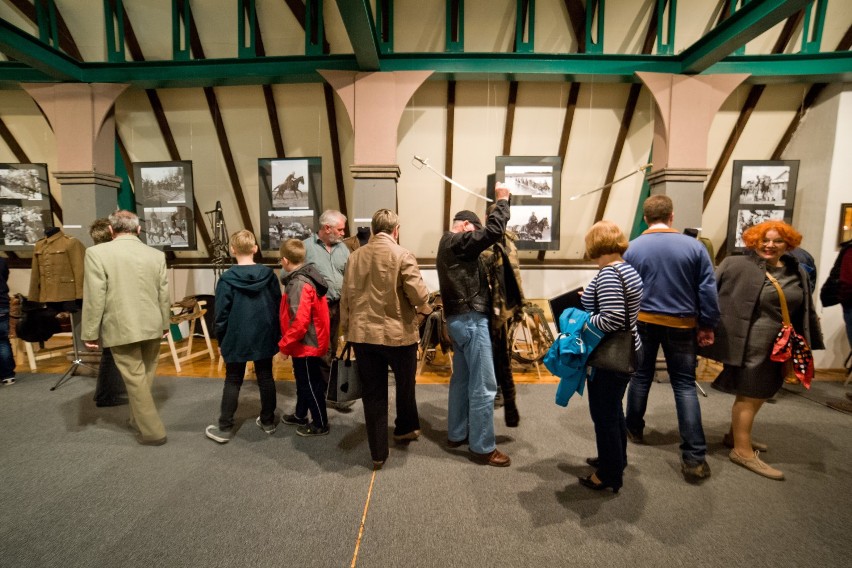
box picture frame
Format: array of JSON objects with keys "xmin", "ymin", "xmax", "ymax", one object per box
[
  {"xmin": 133, "ymin": 161, "xmax": 196, "ymax": 250},
  {"xmin": 0, "ymin": 163, "xmax": 52, "ymax": 250},
  {"xmin": 493, "ymin": 156, "xmax": 561, "ymax": 251},
  {"xmin": 258, "ymin": 157, "xmax": 322, "ymax": 251},
  {"xmin": 726, "ymin": 160, "xmax": 799, "ymax": 255},
  {"xmin": 839, "ymin": 203, "xmax": 852, "ymax": 246}
]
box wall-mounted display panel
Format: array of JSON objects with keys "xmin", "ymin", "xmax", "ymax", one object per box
[
  {"xmin": 258, "ymin": 157, "xmax": 322, "ymax": 251},
  {"xmin": 133, "ymin": 161, "xmax": 196, "ymax": 250},
  {"xmin": 493, "ymin": 156, "xmax": 561, "ymax": 251},
  {"xmin": 727, "ymin": 160, "xmax": 799, "ymax": 255},
  {"xmin": 0, "ymin": 163, "xmax": 51, "ymax": 250}
]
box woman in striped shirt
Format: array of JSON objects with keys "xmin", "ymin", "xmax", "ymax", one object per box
[{"xmin": 579, "ymin": 221, "xmax": 644, "ymax": 494}]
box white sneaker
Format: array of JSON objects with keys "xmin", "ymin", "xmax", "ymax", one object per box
[
  {"xmin": 1, "ymin": 377, "xmax": 15, "ymax": 385},
  {"xmin": 205, "ymin": 425, "xmax": 233, "ymax": 444}
]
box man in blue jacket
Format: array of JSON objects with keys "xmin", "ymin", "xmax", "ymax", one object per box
[{"xmin": 623, "ymin": 195, "xmax": 720, "ymax": 483}]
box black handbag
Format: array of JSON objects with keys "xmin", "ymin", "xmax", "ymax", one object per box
[
  {"xmin": 586, "ymin": 265, "xmax": 637, "ymax": 374},
  {"xmin": 327, "ymin": 342, "xmax": 362, "ymax": 403},
  {"xmin": 15, "ymin": 299, "xmax": 60, "ymax": 343}
]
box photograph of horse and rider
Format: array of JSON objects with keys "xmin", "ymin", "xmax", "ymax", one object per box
[{"xmin": 270, "ymin": 159, "xmax": 309, "ymax": 209}]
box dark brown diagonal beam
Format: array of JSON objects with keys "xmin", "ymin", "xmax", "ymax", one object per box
[
  {"xmin": 248, "ymin": 5, "xmax": 285, "ymax": 157},
  {"xmin": 323, "ymin": 83, "xmax": 348, "ymax": 224},
  {"xmin": 177, "ymin": 1, "xmax": 254, "ymax": 234},
  {"xmin": 8, "ymin": 0, "xmax": 83, "ymax": 60},
  {"xmin": 503, "ymin": 81, "xmax": 518, "ymax": 156},
  {"xmin": 563, "ymin": 0, "xmax": 586, "ymax": 51},
  {"xmin": 444, "ymin": 80, "xmax": 456, "ymax": 230},
  {"xmin": 771, "ymin": 24, "xmax": 852, "ymax": 160},
  {"xmin": 283, "ymin": 0, "xmax": 331, "ymax": 53},
  {"xmin": 593, "ymin": 1, "xmax": 660, "ymax": 223},
  {"xmin": 111, "ymin": 0, "xmax": 211, "ymax": 255},
  {"xmin": 286, "ymin": 0, "xmax": 346, "ymax": 220},
  {"xmin": 702, "ymin": 11, "xmax": 803, "ymax": 211}
]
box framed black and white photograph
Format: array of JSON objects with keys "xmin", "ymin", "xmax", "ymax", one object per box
[
  {"xmin": 0, "ymin": 163, "xmax": 52, "ymax": 250},
  {"xmin": 133, "ymin": 161, "xmax": 196, "ymax": 251},
  {"xmin": 494, "ymin": 156, "xmax": 562, "ymax": 251},
  {"xmin": 268, "ymin": 210, "xmax": 314, "ymax": 251},
  {"xmin": 142, "ymin": 206, "xmax": 192, "ymax": 248},
  {"xmin": 737, "ymin": 164, "xmax": 793, "ymax": 205},
  {"xmin": 258, "ymin": 157, "xmax": 322, "ymax": 251},
  {"xmin": 271, "ymin": 159, "xmax": 310, "ymax": 208},
  {"xmin": 508, "ymin": 204, "xmax": 553, "ymax": 244},
  {"xmin": 504, "ymin": 164, "xmax": 553, "ymax": 198},
  {"xmin": 727, "ymin": 160, "xmax": 799, "ymax": 255}
]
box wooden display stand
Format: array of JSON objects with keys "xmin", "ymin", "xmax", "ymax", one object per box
[{"xmin": 161, "ymin": 299, "xmax": 214, "ymax": 372}]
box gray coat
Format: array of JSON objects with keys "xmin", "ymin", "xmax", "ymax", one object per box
[{"xmin": 701, "ymin": 252, "xmax": 824, "ymax": 366}]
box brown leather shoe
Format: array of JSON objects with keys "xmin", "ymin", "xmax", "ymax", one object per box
[
  {"xmin": 470, "ymin": 448, "xmax": 511, "ymax": 467},
  {"xmin": 447, "ymin": 437, "xmax": 468, "ymax": 448},
  {"xmin": 135, "ymin": 434, "xmax": 167, "ymax": 446},
  {"xmin": 393, "ymin": 430, "xmax": 421, "ymax": 442}
]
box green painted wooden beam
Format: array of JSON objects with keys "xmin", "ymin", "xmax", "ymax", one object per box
[
  {"xmin": 334, "ymin": 0, "xmax": 380, "ymax": 70},
  {"xmin": 0, "ymin": 17, "xmax": 80, "ymax": 80},
  {"xmin": 0, "ymin": 47, "xmax": 849, "ymax": 89},
  {"xmin": 680, "ymin": 0, "xmax": 811, "ymax": 73}
]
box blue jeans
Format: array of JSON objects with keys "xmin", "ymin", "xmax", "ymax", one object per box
[
  {"xmin": 625, "ymin": 322, "xmax": 707, "ymax": 464},
  {"xmin": 0, "ymin": 311, "xmax": 15, "ymax": 380},
  {"xmin": 843, "ymin": 304, "xmax": 852, "ymax": 350},
  {"xmin": 447, "ymin": 311, "xmax": 498, "ymax": 454}
]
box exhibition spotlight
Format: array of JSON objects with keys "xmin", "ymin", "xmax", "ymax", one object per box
[
  {"xmin": 412, "ymin": 155, "xmax": 494, "ymax": 203},
  {"xmin": 567, "ymin": 163, "xmax": 654, "ymax": 201}
]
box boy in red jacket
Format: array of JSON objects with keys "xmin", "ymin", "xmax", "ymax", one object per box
[{"xmin": 279, "ymin": 239, "xmax": 331, "ymax": 436}]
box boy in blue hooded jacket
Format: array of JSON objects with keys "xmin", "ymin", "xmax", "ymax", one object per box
[{"xmin": 205, "ymin": 230, "xmax": 281, "ymax": 443}]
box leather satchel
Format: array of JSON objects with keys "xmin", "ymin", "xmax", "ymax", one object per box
[
  {"xmin": 327, "ymin": 342, "xmax": 362, "ymax": 403},
  {"xmin": 586, "ymin": 266, "xmax": 637, "ymax": 374}
]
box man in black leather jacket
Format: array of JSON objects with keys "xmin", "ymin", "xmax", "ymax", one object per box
[{"xmin": 437, "ymin": 182, "xmax": 512, "ymax": 467}]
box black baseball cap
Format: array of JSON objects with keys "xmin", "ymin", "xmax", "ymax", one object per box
[{"xmin": 453, "ymin": 210, "xmax": 482, "ymax": 229}]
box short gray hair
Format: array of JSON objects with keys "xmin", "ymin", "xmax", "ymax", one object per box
[
  {"xmin": 109, "ymin": 210, "xmax": 140, "ymax": 234},
  {"xmin": 319, "ymin": 209, "xmax": 346, "ymax": 228}
]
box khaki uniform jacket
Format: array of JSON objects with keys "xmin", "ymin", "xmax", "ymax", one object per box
[
  {"xmin": 340, "ymin": 232, "xmax": 430, "ymax": 347},
  {"xmin": 29, "ymin": 230, "xmax": 86, "ymax": 302},
  {"xmin": 81, "ymin": 234, "xmax": 171, "ymax": 347}
]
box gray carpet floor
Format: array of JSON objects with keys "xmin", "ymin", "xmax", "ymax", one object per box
[{"xmin": 0, "ymin": 372, "xmax": 850, "ymax": 568}]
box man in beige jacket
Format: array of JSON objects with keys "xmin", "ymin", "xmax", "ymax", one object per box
[
  {"xmin": 82, "ymin": 210, "xmax": 171, "ymax": 446},
  {"xmin": 340, "ymin": 209, "xmax": 430, "ymax": 469}
]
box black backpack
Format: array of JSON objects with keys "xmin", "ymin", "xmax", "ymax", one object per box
[{"xmin": 820, "ymin": 240, "xmax": 852, "ymax": 307}]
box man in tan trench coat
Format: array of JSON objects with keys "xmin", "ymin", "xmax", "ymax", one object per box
[{"xmin": 81, "ymin": 210, "xmax": 171, "ymax": 445}]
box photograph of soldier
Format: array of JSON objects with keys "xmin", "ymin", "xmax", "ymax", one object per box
[
  {"xmin": 0, "ymin": 167, "xmax": 42, "ymax": 200},
  {"xmin": 508, "ymin": 205, "xmax": 552, "ymax": 243},
  {"xmin": 735, "ymin": 209, "xmax": 784, "ymax": 248},
  {"xmin": 143, "ymin": 206, "xmax": 191, "ymax": 247},
  {"xmin": 738, "ymin": 165, "xmax": 791, "ymax": 205},
  {"xmin": 140, "ymin": 166, "xmax": 187, "ymax": 203},
  {"xmin": 268, "ymin": 210, "xmax": 313, "ymax": 250},
  {"xmin": 1, "ymin": 205, "xmax": 43, "ymax": 246},
  {"xmin": 504, "ymin": 165, "xmax": 553, "ymax": 198},
  {"xmin": 270, "ymin": 159, "xmax": 309, "ymax": 209}
]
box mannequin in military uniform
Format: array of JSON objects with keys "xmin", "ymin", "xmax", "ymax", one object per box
[{"xmin": 29, "ymin": 227, "xmax": 86, "ymax": 308}]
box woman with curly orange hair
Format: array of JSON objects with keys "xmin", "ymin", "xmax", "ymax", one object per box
[{"xmin": 703, "ymin": 220, "xmax": 823, "ymax": 480}]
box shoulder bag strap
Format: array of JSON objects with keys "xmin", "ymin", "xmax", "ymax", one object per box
[
  {"xmin": 765, "ymin": 272, "xmax": 791, "ymax": 325},
  {"xmin": 593, "ymin": 265, "xmax": 631, "ymax": 332}
]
